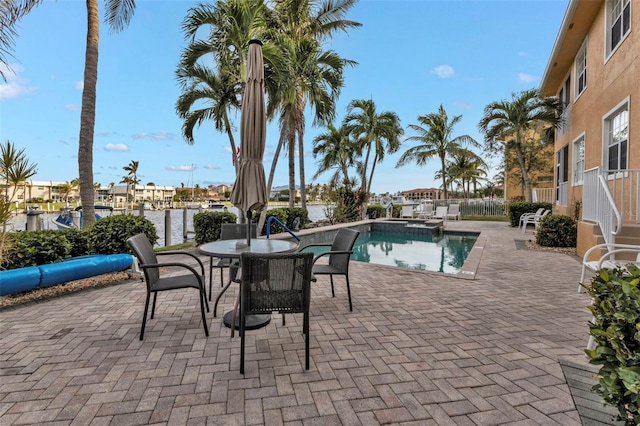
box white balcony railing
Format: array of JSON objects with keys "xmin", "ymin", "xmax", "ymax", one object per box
[
  {"xmin": 532, "ymin": 187, "xmax": 554, "ymax": 204},
  {"xmin": 558, "ymin": 182, "xmax": 568, "ymax": 207}
]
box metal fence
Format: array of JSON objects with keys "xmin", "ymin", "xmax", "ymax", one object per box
[{"xmin": 418, "ymin": 199, "xmax": 507, "ymax": 217}]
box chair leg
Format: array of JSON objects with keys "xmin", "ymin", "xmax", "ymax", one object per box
[
  {"xmin": 209, "ymin": 259, "xmax": 214, "ymax": 301},
  {"xmin": 214, "ymin": 279, "xmax": 234, "ymax": 317},
  {"xmin": 151, "ymin": 292, "xmax": 158, "ymax": 319},
  {"xmin": 330, "ymin": 275, "xmax": 335, "ymax": 297},
  {"xmin": 230, "ymin": 296, "xmax": 240, "ymax": 338},
  {"xmin": 240, "ymin": 313, "xmax": 246, "ymax": 374},
  {"xmin": 345, "ymin": 275, "xmax": 353, "ymax": 312},
  {"xmin": 304, "ymin": 311, "xmax": 309, "ymax": 370},
  {"xmin": 140, "ymin": 292, "xmax": 151, "ymax": 340},
  {"xmin": 199, "ymin": 287, "xmax": 209, "ymax": 337},
  {"xmin": 220, "ymin": 267, "xmax": 225, "ymax": 288}
]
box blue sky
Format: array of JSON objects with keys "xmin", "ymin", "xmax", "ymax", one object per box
[{"xmin": 1, "ymin": 0, "xmax": 568, "ymax": 195}]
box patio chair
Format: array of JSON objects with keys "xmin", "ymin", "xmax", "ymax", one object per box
[
  {"xmin": 578, "ymin": 242, "xmax": 640, "ymax": 292},
  {"xmin": 401, "ymin": 205, "xmax": 414, "ymax": 218},
  {"xmin": 446, "ymin": 204, "xmax": 461, "ymax": 220},
  {"xmin": 209, "ymin": 223, "xmax": 257, "ymax": 297},
  {"xmin": 518, "ymin": 208, "xmax": 544, "ymax": 230},
  {"xmin": 520, "ymin": 209, "xmax": 550, "ymax": 233},
  {"xmin": 237, "ymin": 251, "xmax": 314, "ymax": 374},
  {"xmin": 433, "ymin": 206, "xmax": 448, "ymax": 220},
  {"xmin": 126, "ymin": 233, "xmax": 209, "ymax": 340},
  {"xmin": 298, "ymin": 228, "xmax": 360, "ymax": 311},
  {"xmin": 417, "ymin": 203, "xmax": 434, "ymax": 219}
]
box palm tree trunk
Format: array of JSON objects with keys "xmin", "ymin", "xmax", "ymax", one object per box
[
  {"xmin": 78, "ymin": 0, "xmax": 99, "ymax": 228},
  {"xmin": 287, "ymin": 128, "xmax": 295, "ymax": 208},
  {"xmin": 514, "ymin": 134, "xmax": 532, "ymax": 201},
  {"xmin": 364, "ymin": 153, "xmax": 379, "ymax": 219},
  {"xmin": 298, "ymin": 130, "xmax": 307, "ymax": 210},
  {"xmin": 440, "ymin": 155, "xmax": 448, "ymax": 200},
  {"xmin": 258, "ymin": 130, "xmax": 287, "ymax": 234}
]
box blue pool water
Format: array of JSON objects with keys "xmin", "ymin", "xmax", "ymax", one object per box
[{"xmin": 308, "ymin": 230, "xmax": 478, "ymax": 274}]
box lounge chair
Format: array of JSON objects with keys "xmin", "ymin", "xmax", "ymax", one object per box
[
  {"xmin": 401, "ymin": 205, "xmax": 414, "ymax": 218},
  {"xmin": 417, "ymin": 203, "xmax": 434, "ymax": 219},
  {"xmin": 433, "ymin": 206, "xmax": 448, "ymax": 220},
  {"xmin": 579, "ymin": 242, "xmax": 640, "ymax": 292},
  {"xmin": 518, "ymin": 208, "xmax": 544, "ymax": 230},
  {"xmin": 446, "ymin": 204, "xmax": 461, "ymax": 220},
  {"xmin": 520, "ymin": 209, "xmax": 550, "ymax": 233}
]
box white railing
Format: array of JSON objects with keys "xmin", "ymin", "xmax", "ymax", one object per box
[
  {"xmin": 532, "ymin": 187, "xmax": 554, "ymax": 204},
  {"xmin": 600, "ymin": 169, "xmax": 640, "ymax": 224},
  {"xmin": 583, "ymin": 167, "xmax": 622, "ymax": 244}
]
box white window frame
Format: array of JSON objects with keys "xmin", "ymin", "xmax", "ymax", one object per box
[
  {"xmin": 602, "ymin": 97, "xmax": 629, "ymax": 173},
  {"xmin": 575, "ymin": 39, "xmax": 587, "ymax": 99},
  {"xmin": 573, "ymin": 133, "xmax": 585, "ymax": 186},
  {"xmin": 605, "ymin": 0, "xmax": 631, "ymax": 61}
]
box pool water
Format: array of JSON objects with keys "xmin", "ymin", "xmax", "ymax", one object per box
[{"xmin": 308, "ymin": 230, "xmax": 478, "ymax": 274}]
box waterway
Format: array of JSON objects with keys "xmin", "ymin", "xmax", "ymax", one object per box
[{"xmin": 7, "ymin": 204, "xmax": 331, "ymax": 247}]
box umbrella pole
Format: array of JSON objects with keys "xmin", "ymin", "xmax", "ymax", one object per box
[{"xmin": 246, "ymin": 210, "xmax": 252, "ymax": 246}]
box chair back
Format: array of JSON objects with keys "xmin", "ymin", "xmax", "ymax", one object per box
[
  {"xmin": 240, "ymin": 252, "xmax": 314, "ymax": 315},
  {"xmin": 126, "ymin": 233, "xmax": 159, "ymax": 286},
  {"xmin": 449, "ymin": 204, "xmax": 460, "ymax": 215},
  {"xmin": 220, "ymin": 223, "xmax": 257, "ymax": 240},
  {"xmin": 423, "ymin": 204, "xmax": 434, "ymax": 214},
  {"xmin": 328, "ymin": 228, "xmax": 360, "ymax": 272},
  {"xmin": 434, "ymin": 206, "xmax": 448, "ymax": 219}
]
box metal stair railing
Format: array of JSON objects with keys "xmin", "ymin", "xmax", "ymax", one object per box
[
  {"xmin": 583, "ymin": 167, "xmax": 622, "ymax": 244},
  {"xmin": 265, "ymin": 216, "xmax": 300, "ymax": 241}
]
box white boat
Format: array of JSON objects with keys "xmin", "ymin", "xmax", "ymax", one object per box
[{"xmin": 52, "ymin": 205, "xmax": 114, "ymax": 230}]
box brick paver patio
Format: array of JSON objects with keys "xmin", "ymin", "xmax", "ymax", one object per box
[{"xmin": 0, "ymin": 221, "xmax": 601, "ymax": 425}]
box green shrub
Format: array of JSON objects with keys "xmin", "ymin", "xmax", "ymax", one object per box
[
  {"xmin": 88, "ymin": 214, "xmax": 158, "ymax": 254},
  {"xmin": 60, "ymin": 228, "xmax": 90, "ymax": 258},
  {"xmin": 366, "ymin": 204, "xmax": 385, "ymax": 219},
  {"xmin": 585, "ymin": 266, "xmax": 640, "ymax": 424},
  {"xmin": 193, "ymin": 211, "xmax": 238, "ymax": 244},
  {"xmin": 535, "ymin": 214, "xmax": 576, "ymax": 247},
  {"xmin": 2, "ymin": 230, "xmax": 71, "ymax": 270},
  {"xmin": 507, "ymin": 201, "xmax": 552, "ymax": 227},
  {"xmin": 285, "ymin": 207, "xmax": 309, "ymax": 230}
]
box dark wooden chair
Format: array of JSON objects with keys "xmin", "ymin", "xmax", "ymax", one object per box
[
  {"xmin": 126, "ymin": 233, "xmax": 209, "ymax": 340},
  {"xmin": 299, "ymin": 228, "xmax": 360, "ymax": 311},
  {"xmin": 236, "ymin": 251, "xmax": 314, "ymax": 374}
]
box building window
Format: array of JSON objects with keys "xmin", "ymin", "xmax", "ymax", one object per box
[
  {"xmin": 605, "ymin": 102, "xmax": 628, "ymax": 171},
  {"xmin": 575, "ymin": 40, "xmax": 587, "ymax": 97},
  {"xmin": 558, "ymin": 76, "xmax": 571, "ymax": 135},
  {"xmin": 608, "ymin": 0, "xmax": 631, "ymax": 56},
  {"xmin": 573, "ymin": 135, "xmax": 585, "ymax": 185}
]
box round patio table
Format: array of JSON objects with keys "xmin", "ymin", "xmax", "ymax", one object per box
[{"xmin": 198, "ymin": 238, "xmax": 299, "ymax": 330}]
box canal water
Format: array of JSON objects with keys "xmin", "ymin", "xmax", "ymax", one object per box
[{"xmin": 7, "ymin": 205, "xmax": 331, "ymax": 247}]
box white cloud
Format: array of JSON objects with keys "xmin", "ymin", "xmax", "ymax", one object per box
[
  {"xmin": 451, "ymin": 100, "xmax": 473, "ymax": 110},
  {"xmin": 104, "ymin": 143, "xmax": 130, "ymax": 152},
  {"xmin": 204, "ymin": 164, "xmax": 220, "ymax": 170},
  {"xmin": 75, "ymin": 81, "xmax": 84, "ymax": 90},
  {"xmin": 518, "ymin": 72, "xmax": 537, "ymax": 83},
  {"xmin": 64, "ymin": 104, "xmax": 80, "ymax": 111},
  {"xmin": 518, "ymin": 51, "xmax": 528, "ymax": 57},
  {"xmin": 132, "ymin": 130, "xmax": 176, "ymax": 140},
  {"xmin": 166, "ymin": 165, "xmax": 195, "ymax": 172},
  {"xmin": 431, "ymin": 64, "xmax": 455, "ymax": 78},
  {"xmin": 0, "ymin": 63, "xmax": 36, "ymax": 100}
]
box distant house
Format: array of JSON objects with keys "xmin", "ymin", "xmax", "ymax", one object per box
[
  {"xmin": 400, "ymin": 188, "xmax": 443, "ymax": 201},
  {"xmin": 540, "ymin": 0, "xmax": 638, "ymax": 255}
]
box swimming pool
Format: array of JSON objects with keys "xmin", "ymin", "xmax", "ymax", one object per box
[{"xmin": 306, "ymin": 230, "xmax": 478, "ymax": 274}]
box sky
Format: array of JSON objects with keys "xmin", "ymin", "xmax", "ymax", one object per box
[{"xmin": 1, "ymin": 0, "xmax": 569, "ymax": 195}]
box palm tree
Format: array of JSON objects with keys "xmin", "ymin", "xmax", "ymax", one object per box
[
  {"xmin": 123, "ymin": 160, "xmax": 139, "ymax": 203},
  {"xmin": 344, "ymin": 99, "xmax": 403, "ymax": 213},
  {"xmin": 267, "ymin": 0, "xmax": 361, "ymax": 210},
  {"xmin": 446, "ymin": 149, "xmax": 488, "ymax": 198},
  {"xmin": 108, "ymin": 182, "xmax": 115, "ymax": 204},
  {"xmin": 58, "ymin": 182, "xmax": 74, "ymax": 204},
  {"xmin": 120, "ymin": 175, "xmax": 133, "ymax": 210},
  {"xmin": 478, "ymin": 89, "xmax": 561, "ymax": 201},
  {"xmin": 396, "ymin": 105, "xmax": 480, "ymax": 200},
  {"xmin": 311, "ymin": 123, "xmax": 357, "ymax": 191},
  {"xmin": 3, "ymin": 0, "xmax": 136, "ymax": 227}
]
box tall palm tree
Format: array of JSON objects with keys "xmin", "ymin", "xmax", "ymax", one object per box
[
  {"xmin": 446, "ymin": 149, "xmax": 488, "ymax": 198},
  {"xmin": 123, "ymin": 160, "xmax": 139, "ymax": 203},
  {"xmin": 396, "ymin": 105, "xmax": 480, "ymax": 200},
  {"xmin": 478, "ymin": 88, "xmax": 561, "ymax": 201},
  {"xmin": 108, "ymin": 182, "xmax": 115, "ymax": 204},
  {"xmin": 2, "ymin": 0, "xmax": 136, "ymax": 227},
  {"xmin": 120, "ymin": 175, "xmax": 133, "ymax": 210},
  {"xmin": 311, "ymin": 123, "xmax": 357, "ymax": 191},
  {"xmin": 344, "ymin": 98, "xmax": 403, "ymax": 213},
  {"xmin": 268, "ymin": 0, "xmax": 361, "ymax": 210}
]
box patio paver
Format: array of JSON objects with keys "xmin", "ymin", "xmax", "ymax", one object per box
[{"xmin": 0, "ymin": 221, "xmax": 611, "ymax": 425}]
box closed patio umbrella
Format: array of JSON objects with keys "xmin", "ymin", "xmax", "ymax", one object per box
[{"xmin": 230, "ymin": 39, "xmax": 267, "ymax": 246}]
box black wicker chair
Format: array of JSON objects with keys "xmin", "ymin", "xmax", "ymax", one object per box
[
  {"xmin": 211, "ymin": 223, "xmax": 257, "ymax": 316},
  {"xmin": 298, "ymin": 228, "xmax": 360, "ymax": 311},
  {"xmin": 126, "ymin": 233, "xmax": 209, "ymax": 340},
  {"xmin": 236, "ymin": 251, "xmax": 314, "ymax": 374}
]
